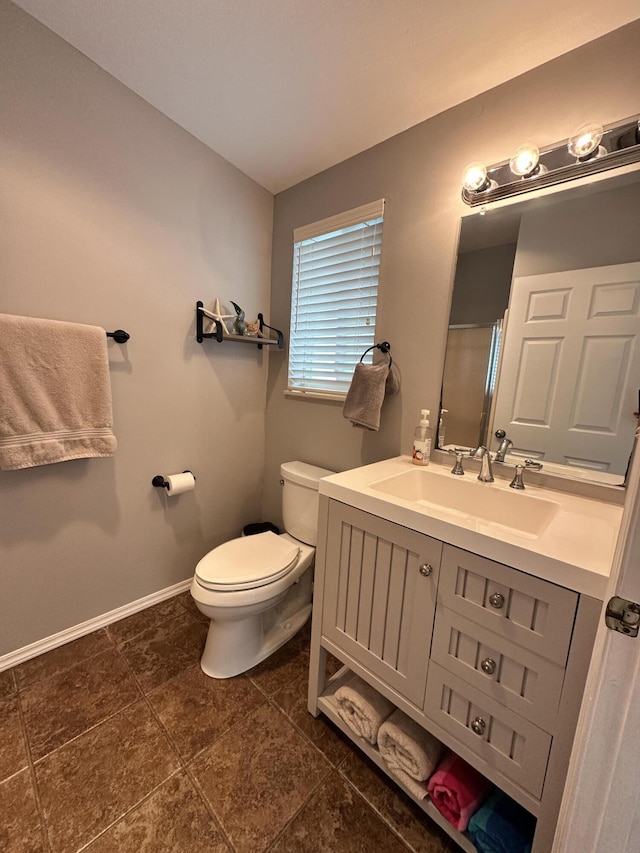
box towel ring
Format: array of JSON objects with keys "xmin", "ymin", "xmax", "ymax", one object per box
[{"xmin": 360, "ymin": 341, "xmax": 392, "ymax": 368}]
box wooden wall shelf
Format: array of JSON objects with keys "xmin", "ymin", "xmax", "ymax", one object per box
[{"xmin": 196, "ymin": 301, "xmax": 284, "ymax": 349}]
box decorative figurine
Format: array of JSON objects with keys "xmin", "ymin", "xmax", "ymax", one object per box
[
  {"xmin": 245, "ymin": 319, "xmax": 266, "ymax": 338},
  {"xmin": 231, "ymin": 301, "xmax": 247, "ymax": 336}
]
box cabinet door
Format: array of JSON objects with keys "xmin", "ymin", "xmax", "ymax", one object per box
[{"xmin": 322, "ymin": 502, "xmax": 442, "ymax": 706}]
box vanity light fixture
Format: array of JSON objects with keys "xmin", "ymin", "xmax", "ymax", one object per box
[{"xmin": 461, "ymin": 113, "xmax": 640, "ymax": 206}]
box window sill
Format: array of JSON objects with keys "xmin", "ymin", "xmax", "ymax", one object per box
[{"xmin": 284, "ymin": 389, "xmax": 346, "ymax": 403}]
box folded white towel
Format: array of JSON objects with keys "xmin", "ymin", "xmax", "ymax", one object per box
[
  {"xmin": 0, "ymin": 313, "xmax": 117, "ymax": 470},
  {"xmin": 386, "ymin": 766, "xmax": 429, "ymax": 801},
  {"xmin": 335, "ymin": 674, "xmax": 394, "ymax": 744},
  {"xmin": 378, "ymin": 709, "xmax": 443, "ymax": 782}
]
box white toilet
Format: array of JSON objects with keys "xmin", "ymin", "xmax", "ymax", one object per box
[{"xmin": 190, "ymin": 461, "xmax": 334, "ymax": 678}]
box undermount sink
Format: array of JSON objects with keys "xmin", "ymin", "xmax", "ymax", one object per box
[{"xmin": 370, "ymin": 468, "xmax": 560, "ymax": 538}]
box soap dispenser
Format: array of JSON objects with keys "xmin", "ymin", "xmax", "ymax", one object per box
[{"xmin": 412, "ymin": 409, "xmax": 432, "ymax": 466}]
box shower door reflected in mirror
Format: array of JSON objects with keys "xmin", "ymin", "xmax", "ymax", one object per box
[{"xmin": 440, "ymin": 169, "xmax": 640, "ymax": 485}]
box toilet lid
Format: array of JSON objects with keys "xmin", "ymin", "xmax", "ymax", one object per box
[{"xmin": 195, "ymin": 531, "xmax": 300, "ymax": 591}]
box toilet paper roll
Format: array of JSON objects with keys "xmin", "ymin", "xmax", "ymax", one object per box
[{"xmin": 165, "ymin": 472, "xmax": 196, "ymax": 496}]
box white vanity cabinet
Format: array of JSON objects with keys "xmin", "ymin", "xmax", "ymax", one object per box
[{"xmin": 308, "ymin": 497, "xmax": 602, "ymax": 853}]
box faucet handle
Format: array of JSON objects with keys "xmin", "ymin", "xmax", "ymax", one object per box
[
  {"xmin": 509, "ymin": 459, "xmax": 543, "ymax": 489},
  {"xmin": 447, "ymin": 449, "xmax": 466, "ymax": 475}
]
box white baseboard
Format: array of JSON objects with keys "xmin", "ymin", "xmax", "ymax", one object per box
[{"xmin": 0, "ymin": 578, "xmax": 193, "ymax": 672}]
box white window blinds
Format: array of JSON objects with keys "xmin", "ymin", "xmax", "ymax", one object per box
[{"xmin": 288, "ymin": 199, "xmax": 385, "ymax": 398}]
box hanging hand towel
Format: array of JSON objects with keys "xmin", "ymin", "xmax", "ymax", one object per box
[
  {"xmin": 468, "ymin": 789, "xmax": 536, "ymax": 853},
  {"xmin": 334, "ymin": 673, "xmax": 394, "ymax": 744},
  {"xmin": 426, "ymin": 752, "xmax": 493, "ymax": 831},
  {"xmin": 377, "ymin": 709, "xmax": 444, "ymax": 800},
  {"xmin": 0, "ymin": 313, "xmax": 117, "ymax": 470},
  {"xmin": 342, "ymin": 362, "xmax": 389, "ymax": 430}
]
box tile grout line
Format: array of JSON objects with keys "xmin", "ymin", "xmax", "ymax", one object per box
[
  {"xmin": 27, "ymin": 694, "xmax": 144, "ymax": 767},
  {"xmin": 112, "ymin": 637, "xmax": 237, "ymax": 853},
  {"xmin": 13, "ymin": 628, "xmax": 116, "ymax": 693},
  {"xmin": 183, "ymin": 765, "xmax": 236, "ymax": 853},
  {"xmin": 248, "ymin": 690, "xmax": 336, "ymax": 853},
  {"xmin": 14, "ymin": 682, "xmax": 53, "ymax": 853},
  {"xmin": 261, "ymin": 767, "xmax": 337, "ymax": 853},
  {"xmin": 338, "ymin": 767, "xmax": 431, "ymax": 853},
  {"xmin": 73, "ymin": 768, "xmax": 184, "ymax": 853},
  {"xmin": 14, "ymin": 601, "xmax": 194, "ymax": 852},
  {"xmin": 250, "ymin": 664, "xmax": 446, "ymax": 853},
  {"xmin": 180, "ymin": 671, "xmax": 332, "ymax": 853}
]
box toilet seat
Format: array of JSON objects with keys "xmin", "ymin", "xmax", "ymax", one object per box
[{"xmin": 195, "ymin": 531, "xmax": 301, "ymax": 592}]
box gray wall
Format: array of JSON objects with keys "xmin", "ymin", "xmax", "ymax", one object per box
[
  {"xmin": 450, "ymin": 243, "xmax": 516, "ymax": 326},
  {"xmin": 263, "ymin": 21, "xmax": 640, "ymax": 527},
  {"xmin": 0, "ymin": 2, "xmax": 273, "ymax": 656},
  {"xmin": 514, "ymin": 180, "xmax": 640, "ymax": 277}
]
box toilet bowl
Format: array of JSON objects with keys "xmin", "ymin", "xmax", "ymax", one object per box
[{"xmin": 190, "ymin": 461, "xmax": 334, "ymax": 678}]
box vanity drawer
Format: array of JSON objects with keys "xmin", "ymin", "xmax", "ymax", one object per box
[
  {"xmin": 424, "ymin": 661, "xmax": 551, "ymax": 799},
  {"xmin": 439, "ymin": 546, "xmax": 578, "ymax": 665},
  {"xmin": 431, "ymin": 606, "xmax": 565, "ymax": 731}
]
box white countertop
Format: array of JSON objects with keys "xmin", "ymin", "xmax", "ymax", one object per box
[{"xmin": 319, "ymin": 456, "xmax": 623, "ymax": 600}]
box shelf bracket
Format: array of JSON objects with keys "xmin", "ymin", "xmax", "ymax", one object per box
[
  {"xmin": 196, "ymin": 301, "xmax": 223, "ymax": 343},
  {"xmin": 257, "ymin": 313, "xmax": 284, "ymax": 349}
]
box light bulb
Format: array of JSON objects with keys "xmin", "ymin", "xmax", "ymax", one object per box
[
  {"xmin": 567, "ymin": 122, "xmax": 604, "ymax": 159},
  {"xmin": 509, "ymin": 143, "xmax": 541, "ymax": 177},
  {"xmin": 462, "ymin": 162, "xmax": 490, "ymax": 193}
]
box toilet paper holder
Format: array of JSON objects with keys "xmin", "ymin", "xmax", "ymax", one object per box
[{"xmin": 152, "ymin": 470, "xmax": 195, "ymax": 489}]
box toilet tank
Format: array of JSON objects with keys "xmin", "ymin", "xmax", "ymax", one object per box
[{"xmin": 281, "ymin": 461, "xmax": 335, "ymax": 546}]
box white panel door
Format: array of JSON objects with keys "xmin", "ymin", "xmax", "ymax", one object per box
[{"xmin": 492, "ymin": 262, "xmax": 640, "ymax": 474}]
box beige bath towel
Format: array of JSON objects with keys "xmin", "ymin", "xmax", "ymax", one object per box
[
  {"xmin": 334, "ymin": 673, "xmax": 394, "ymax": 744},
  {"xmin": 342, "ymin": 362, "xmax": 389, "ymax": 430},
  {"xmin": 0, "ymin": 313, "xmax": 117, "ymax": 470},
  {"xmin": 378, "ymin": 709, "xmax": 444, "ymax": 797}
]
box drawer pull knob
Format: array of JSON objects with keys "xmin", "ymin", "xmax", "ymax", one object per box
[
  {"xmin": 489, "ymin": 592, "xmax": 505, "ymax": 609},
  {"xmin": 419, "ymin": 564, "xmax": 433, "ymax": 577},
  {"xmin": 471, "ymin": 717, "xmax": 486, "ymax": 736},
  {"xmin": 481, "ymin": 658, "xmax": 496, "ymax": 675}
]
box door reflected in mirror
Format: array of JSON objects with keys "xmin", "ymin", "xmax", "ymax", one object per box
[{"xmin": 441, "ymin": 169, "xmax": 640, "ymax": 486}]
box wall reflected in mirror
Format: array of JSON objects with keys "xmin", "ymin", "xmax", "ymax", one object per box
[{"xmin": 440, "ymin": 169, "xmax": 640, "ymax": 486}]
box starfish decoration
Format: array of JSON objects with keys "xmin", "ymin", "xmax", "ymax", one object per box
[{"xmin": 207, "ymin": 298, "xmax": 235, "ymax": 335}]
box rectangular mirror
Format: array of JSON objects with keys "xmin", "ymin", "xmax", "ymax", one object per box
[{"xmin": 440, "ymin": 168, "xmax": 640, "ymax": 486}]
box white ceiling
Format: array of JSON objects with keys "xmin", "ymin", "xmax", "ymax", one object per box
[{"xmin": 12, "ymin": 0, "xmax": 640, "ymax": 194}]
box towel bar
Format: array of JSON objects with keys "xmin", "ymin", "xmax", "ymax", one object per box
[
  {"xmin": 360, "ymin": 341, "xmax": 392, "ymax": 368},
  {"xmin": 106, "ymin": 330, "xmax": 130, "ymax": 343}
]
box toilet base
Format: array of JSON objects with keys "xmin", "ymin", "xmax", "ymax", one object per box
[{"xmin": 199, "ymin": 602, "xmax": 311, "ymax": 679}]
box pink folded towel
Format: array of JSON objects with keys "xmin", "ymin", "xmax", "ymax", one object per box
[
  {"xmin": 426, "ymin": 753, "xmax": 493, "ymax": 831},
  {"xmin": 0, "ymin": 313, "xmax": 117, "ymax": 470}
]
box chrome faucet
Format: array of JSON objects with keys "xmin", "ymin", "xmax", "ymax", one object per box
[
  {"xmin": 471, "ymin": 446, "xmax": 494, "ymax": 483},
  {"xmin": 494, "ymin": 429, "xmax": 513, "ymax": 463},
  {"xmin": 509, "ymin": 459, "xmax": 543, "ymax": 489}
]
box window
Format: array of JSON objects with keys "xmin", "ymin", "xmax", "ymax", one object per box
[{"xmin": 287, "ymin": 199, "xmax": 385, "ymax": 398}]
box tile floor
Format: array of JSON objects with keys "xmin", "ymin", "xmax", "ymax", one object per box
[{"xmin": 0, "ymin": 592, "xmax": 457, "ymax": 853}]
